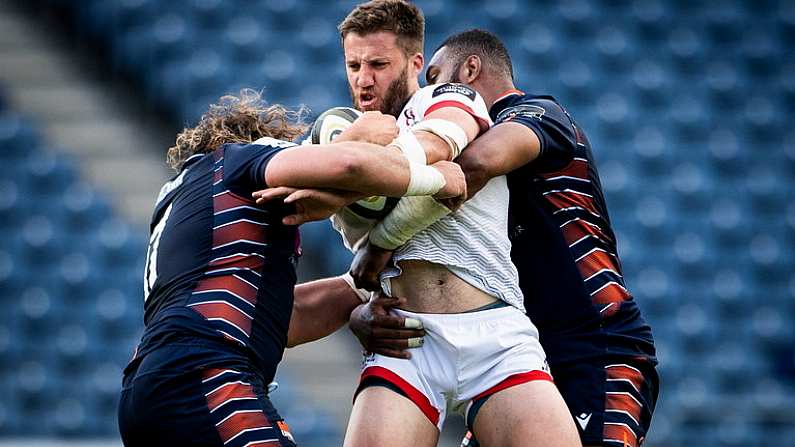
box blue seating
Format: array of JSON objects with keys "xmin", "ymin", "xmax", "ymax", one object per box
[{"xmin": 5, "ymin": 0, "xmax": 795, "ymax": 443}]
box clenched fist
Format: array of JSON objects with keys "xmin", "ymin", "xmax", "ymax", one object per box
[
  {"xmin": 336, "ymin": 111, "xmax": 399, "ymax": 146},
  {"xmin": 430, "ymin": 160, "xmax": 467, "ymax": 209}
]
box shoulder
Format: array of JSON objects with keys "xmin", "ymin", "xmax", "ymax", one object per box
[
  {"xmin": 221, "ymin": 137, "xmax": 298, "ymax": 192},
  {"xmin": 251, "ymin": 137, "xmax": 298, "ymax": 148},
  {"xmin": 494, "ymin": 95, "xmax": 566, "ymax": 124},
  {"xmin": 413, "ymin": 83, "xmax": 479, "ymax": 104},
  {"xmin": 223, "ymin": 137, "xmax": 297, "ymax": 160}
]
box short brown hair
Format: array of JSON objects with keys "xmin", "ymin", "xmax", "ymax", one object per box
[
  {"xmin": 167, "ymin": 89, "xmax": 307, "ymax": 171},
  {"xmin": 338, "ymin": 0, "xmax": 424, "ymax": 56}
]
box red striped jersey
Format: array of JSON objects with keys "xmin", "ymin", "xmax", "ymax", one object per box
[
  {"xmin": 137, "ymin": 138, "xmax": 299, "ymax": 382},
  {"xmin": 491, "ymin": 91, "xmax": 656, "ymax": 366}
]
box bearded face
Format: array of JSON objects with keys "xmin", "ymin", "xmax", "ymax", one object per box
[
  {"xmin": 343, "ymin": 31, "xmax": 420, "ymax": 118},
  {"xmin": 349, "ymin": 61, "xmax": 411, "ymax": 117}
]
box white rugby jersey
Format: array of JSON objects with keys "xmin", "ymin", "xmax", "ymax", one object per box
[{"xmin": 335, "ymin": 83, "xmax": 525, "ymax": 310}]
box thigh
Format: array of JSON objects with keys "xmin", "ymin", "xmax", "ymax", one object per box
[
  {"xmin": 344, "ymin": 386, "xmax": 439, "ymax": 447},
  {"xmin": 120, "ymin": 365, "xmax": 295, "ymax": 447},
  {"xmin": 553, "ymin": 360, "xmax": 608, "ymax": 446},
  {"xmin": 554, "ymin": 358, "xmax": 659, "ymax": 447},
  {"xmin": 201, "ymin": 368, "xmax": 296, "ymax": 447},
  {"xmin": 472, "ymin": 380, "xmax": 581, "ymax": 447},
  {"xmin": 119, "ymin": 367, "xmax": 223, "ymax": 446},
  {"xmin": 601, "ymin": 359, "xmax": 659, "ymax": 447}
]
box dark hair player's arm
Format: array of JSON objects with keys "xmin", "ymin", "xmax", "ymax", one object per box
[
  {"xmin": 456, "ymin": 121, "xmax": 541, "ymax": 197},
  {"xmin": 459, "ymin": 96, "xmax": 579, "ymax": 197}
]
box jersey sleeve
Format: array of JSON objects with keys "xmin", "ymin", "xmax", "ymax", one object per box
[
  {"xmin": 494, "ymin": 97, "xmax": 577, "ymax": 173},
  {"xmin": 222, "ymin": 137, "xmax": 296, "ymax": 194},
  {"xmin": 417, "ymin": 83, "xmax": 492, "ymax": 134}
]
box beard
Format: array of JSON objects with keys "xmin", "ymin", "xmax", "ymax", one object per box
[{"xmin": 349, "ymin": 65, "xmax": 412, "ymax": 118}]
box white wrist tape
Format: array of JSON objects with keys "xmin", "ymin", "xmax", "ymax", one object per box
[
  {"xmin": 339, "ymin": 272, "xmax": 371, "ymax": 303},
  {"xmin": 411, "ymin": 118, "xmax": 470, "ymax": 160},
  {"xmin": 369, "ymin": 196, "xmax": 452, "ymax": 250},
  {"xmin": 405, "ymin": 162, "xmax": 446, "ymax": 196},
  {"xmin": 388, "ymin": 131, "xmax": 426, "ymax": 164}
]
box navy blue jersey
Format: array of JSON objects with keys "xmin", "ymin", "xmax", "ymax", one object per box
[
  {"xmin": 136, "ymin": 138, "xmax": 300, "ymax": 383},
  {"xmin": 491, "ymin": 91, "xmax": 656, "ymax": 367}
]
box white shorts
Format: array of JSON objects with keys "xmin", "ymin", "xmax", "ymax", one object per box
[{"xmin": 355, "ymin": 304, "xmax": 551, "ymax": 431}]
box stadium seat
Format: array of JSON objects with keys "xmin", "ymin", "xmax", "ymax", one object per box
[
  {"xmin": 224, "ymin": 15, "xmax": 271, "ymax": 63},
  {"xmin": 702, "ymin": 1, "xmax": 743, "ymax": 48},
  {"xmin": 630, "ymin": 0, "xmax": 673, "ymax": 43},
  {"xmin": 0, "ymin": 114, "xmax": 40, "ymax": 161},
  {"xmin": 558, "ymin": 59, "xmax": 596, "ymax": 106},
  {"xmin": 667, "ymin": 26, "xmax": 707, "ymax": 77},
  {"xmin": 741, "ymin": 28, "xmax": 779, "ymax": 79},
  {"xmin": 189, "ymin": 0, "xmax": 234, "ymax": 30}
]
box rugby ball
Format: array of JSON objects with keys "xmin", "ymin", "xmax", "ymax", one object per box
[
  {"xmin": 310, "ymin": 107, "xmax": 399, "ymax": 219},
  {"xmin": 310, "ymin": 107, "xmax": 362, "ymax": 144}
]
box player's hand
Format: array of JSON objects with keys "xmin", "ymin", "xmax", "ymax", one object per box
[
  {"xmin": 349, "ymin": 293, "xmax": 425, "ymax": 360},
  {"xmin": 350, "ymin": 241, "xmax": 393, "ymax": 291},
  {"xmin": 251, "ymin": 187, "xmax": 362, "ymax": 225},
  {"xmin": 336, "ymin": 111, "xmax": 399, "ymax": 146},
  {"xmin": 431, "ymin": 160, "xmax": 467, "ymax": 208}
]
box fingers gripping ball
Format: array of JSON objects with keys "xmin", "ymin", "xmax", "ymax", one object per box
[{"xmin": 311, "ymin": 107, "xmax": 399, "ymax": 219}]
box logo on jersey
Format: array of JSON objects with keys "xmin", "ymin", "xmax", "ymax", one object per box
[
  {"xmin": 362, "ymin": 352, "xmax": 376, "ymax": 368},
  {"xmin": 155, "ymin": 169, "xmax": 188, "ymax": 206},
  {"xmin": 432, "ymin": 83, "xmax": 476, "ymax": 101},
  {"xmin": 575, "ymin": 412, "xmax": 592, "ymax": 431},
  {"xmin": 403, "ymin": 107, "xmax": 417, "ymax": 127},
  {"xmin": 252, "ymin": 136, "xmax": 297, "ymax": 149},
  {"xmin": 496, "ymin": 104, "xmax": 546, "ymax": 123},
  {"xmin": 277, "ymin": 421, "xmax": 294, "ymax": 442}
]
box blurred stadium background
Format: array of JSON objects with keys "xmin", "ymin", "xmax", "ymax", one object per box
[{"xmin": 0, "ymin": 0, "xmax": 792, "ymax": 446}]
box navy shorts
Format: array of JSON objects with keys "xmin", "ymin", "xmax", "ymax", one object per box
[
  {"xmin": 119, "ymin": 342, "xmax": 296, "ymax": 447},
  {"xmin": 461, "ymin": 356, "xmax": 659, "ymax": 447}
]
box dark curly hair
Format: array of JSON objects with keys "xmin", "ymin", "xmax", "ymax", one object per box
[{"xmin": 167, "ymin": 89, "xmax": 308, "ymax": 171}]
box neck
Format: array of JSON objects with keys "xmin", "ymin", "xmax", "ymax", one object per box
[{"xmin": 479, "ymin": 79, "xmax": 518, "ymax": 108}]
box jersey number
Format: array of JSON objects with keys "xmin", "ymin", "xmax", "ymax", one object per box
[{"xmin": 143, "ymin": 203, "xmax": 173, "ymax": 302}]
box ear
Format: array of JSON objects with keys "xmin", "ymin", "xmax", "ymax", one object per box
[
  {"xmin": 460, "ymin": 55, "xmax": 482, "ymax": 83},
  {"xmin": 409, "ymin": 52, "xmax": 424, "ymax": 75}
]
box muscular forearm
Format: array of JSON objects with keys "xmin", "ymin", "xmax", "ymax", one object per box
[
  {"xmin": 267, "ymin": 142, "xmax": 411, "ymax": 195},
  {"xmin": 457, "ymin": 122, "xmax": 541, "ymax": 196},
  {"xmin": 286, "ymin": 277, "xmax": 362, "ymax": 347},
  {"xmin": 266, "ymin": 141, "xmax": 453, "ymax": 199}
]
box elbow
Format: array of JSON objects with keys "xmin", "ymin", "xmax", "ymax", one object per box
[
  {"xmin": 331, "ymin": 149, "xmax": 365, "ymax": 184},
  {"xmin": 460, "ymin": 155, "xmax": 489, "ymax": 189}
]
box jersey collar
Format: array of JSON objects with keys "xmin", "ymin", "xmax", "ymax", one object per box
[
  {"xmin": 182, "ymin": 153, "xmax": 205, "ymax": 170},
  {"xmin": 490, "ymin": 89, "xmax": 525, "ymax": 119},
  {"xmin": 494, "ymin": 89, "xmax": 524, "ymax": 104}
]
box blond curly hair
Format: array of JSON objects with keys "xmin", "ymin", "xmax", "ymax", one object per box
[{"xmin": 167, "ymin": 89, "xmax": 308, "ymax": 171}]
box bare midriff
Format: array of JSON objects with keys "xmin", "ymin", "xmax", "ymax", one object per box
[{"xmin": 390, "ymin": 260, "xmax": 498, "ymax": 313}]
